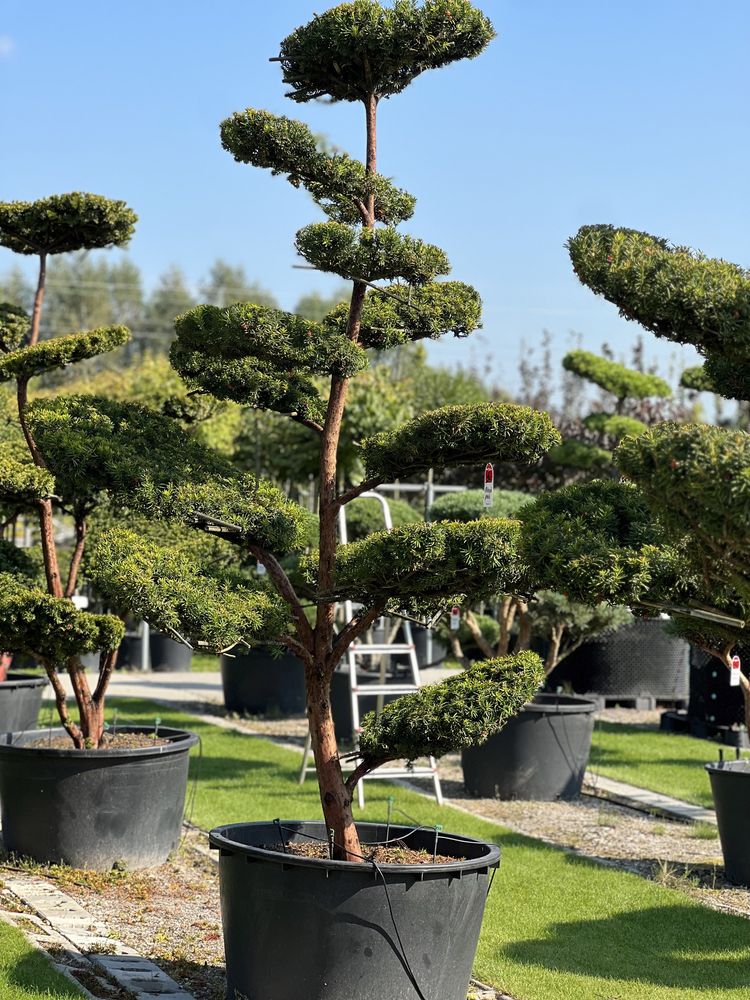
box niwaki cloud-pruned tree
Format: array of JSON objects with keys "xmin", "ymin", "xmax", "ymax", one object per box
[{"xmin": 28, "ymin": 0, "xmax": 560, "ymax": 861}]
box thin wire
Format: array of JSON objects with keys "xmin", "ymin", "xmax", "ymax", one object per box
[
  {"xmin": 182, "ymin": 734, "xmax": 203, "ymax": 833},
  {"xmin": 272, "ymin": 822, "xmax": 430, "ymax": 1000}
]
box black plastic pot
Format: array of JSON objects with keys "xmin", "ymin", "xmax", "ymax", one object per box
[
  {"xmin": 0, "ymin": 673, "xmax": 48, "ymax": 734},
  {"xmin": 547, "ymin": 619, "xmax": 689, "ymax": 701},
  {"xmin": 117, "ymin": 633, "xmax": 148, "ymax": 670},
  {"xmin": 462, "ymin": 693, "xmax": 597, "ymax": 800},
  {"xmin": 705, "ymin": 760, "xmax": 750, "ymax": 886},
  {"xmin": 0, "ymin": 725, "xmax": 198, "ymax": 870},
  {"xmin": 412, "ymin": 626, "xmax": 447, "ymax": 667},
  {"xmin": 210, "ymin": 820, "xmax": 499, "ymax": 1000},
  {"xmin": 149, "ymin": 632, "xmax": 193, "ymax": 672},
  {"xmin": 221, "ymin": 648, "xmax": 306, "ymax": 716},
  {"xmin": 688, "ymin": 646, "xmax": 748, "ymax": 745}
]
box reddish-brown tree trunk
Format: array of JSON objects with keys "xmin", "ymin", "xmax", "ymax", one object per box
[
  {"xmin": 306, "ymin": 666, "xmax": 360, "ymax": 860},
  {"xmin": 29, "ymin": 253, "xmax": 47, "ymax": 347},
  {"xmin": 307, "ymin": 94, "xmax": 381, "ymax": 860},
  {"xmin": 0, "ymin": 653, "xmax": 10, "ymax": 683}
]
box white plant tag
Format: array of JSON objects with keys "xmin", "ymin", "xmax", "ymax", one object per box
[
  {"xmin": 730, "ymin": 654, "xmax": 742, "ymax": 687},
  {"xmin": 256, "ymin": 562, "xmax": 267, "ymax": 577},
  {"xmin": 483, "ymin": 463, "xmax": 494, "ymax": 508},
  {"xmin": 449, "ymin": 605, "xmax": 461, "ymax": 631}
]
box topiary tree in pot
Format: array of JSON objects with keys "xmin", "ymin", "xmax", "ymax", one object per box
[
  {"xmin": 0, "ymin": 195, "xmax": 263, "ymax": 869},
  {"xmin": 41, "ymin": 3, "xmax": 564, "ymax": 994},
  {"xmin": 0, "ymin": 194, "xmax": 137, "ymax": 742},
  {"xmin": 530, "ymin": 225, "xmax": 750, "ymax": 881}
]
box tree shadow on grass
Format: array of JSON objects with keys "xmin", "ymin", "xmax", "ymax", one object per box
[
  {"xmin": 6, "ymin": 951, "xmax": 85, "ymax": 998},
  {"xmin": 501, "ymin": 896, "xmax": 750, "ymax": 990}
]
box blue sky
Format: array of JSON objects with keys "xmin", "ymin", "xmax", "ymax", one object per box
[{"xmin": 2, "ymin": 0, "xmax": 749, "ymax": 388}]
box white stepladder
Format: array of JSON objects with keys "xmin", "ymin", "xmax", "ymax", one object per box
[{"xmin": 299, "ymin": 491, "xmax": 443, "ymax": 808}]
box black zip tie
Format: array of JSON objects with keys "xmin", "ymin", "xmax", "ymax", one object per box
[{"xmin": 274, "ymin": 819, "xmax": 288, "ymax": 854}]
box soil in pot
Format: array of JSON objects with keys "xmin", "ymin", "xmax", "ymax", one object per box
[
  {"xmin": 462, "ymin": 693, "xmax": 597, "ymax": 800},
  {"xmin": 221, "ymin": 648, "xmax": 305, "ymax": 716},
  {"xmin": 705, "ymin": 759, "xmax": 750, "ymax": 886},
  {"xmin": 0, "ymin": 672, "xmax": 48, "ymax": 735},
  {"xmin": 0, "ymin": 725, "xmax": 198, "ymax": 870},
  {"xmin": 149, "ymin": 632, "xmax": 193, "ymax": 672},
  {"xmin": 210, "ymin": 820, "xmax": 499, "ymax": 1000}
]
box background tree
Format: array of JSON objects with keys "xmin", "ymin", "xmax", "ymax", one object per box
[
  {"xmin": 548, "ymin": 349, "xmax": 671, "ymax": 475},
  {"xmin": 0, "ymin": 192, "xmax": 137, "ymax": 743},
  {"xmin": 66, "ymin": 1, "xmax": 558, "ymax": 861},
  {"xmin": 200, "ymin": 259, "xmax": 278, "ymax": 309},
  {"xmin": 523, "ymin": 222, "xmax": 750, "ymax": 730}
]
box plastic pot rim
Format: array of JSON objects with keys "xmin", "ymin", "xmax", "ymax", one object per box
[
  {"xmin": 0, "ymin": 724, "xmax": 198, "ymax": 759},
  {"xmin": 705, "ymin": 760, "xmax": 750, "ymax": 776},
  {"xmin": 209, "ymin": 820, "xmax": 500, "ymax": 876},
  {"xmin": 1, "ymin": 673, "xmax": 49, "ymax": 691},
  {"xmin": 522, "ymin": 693, "xmax": 598, "ymax": 715}
]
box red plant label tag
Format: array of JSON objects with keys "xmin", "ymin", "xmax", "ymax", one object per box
[
  {"xmin": 483, "ymin": 463, "xmax": 494, "ymax": 508},
  {"xmin": 449, "ymin": 605, "xmax": 461, "ymax": 631},
  {"xmin": 730, "ymin": 654, "xmax": 741, "ymax": 687}
]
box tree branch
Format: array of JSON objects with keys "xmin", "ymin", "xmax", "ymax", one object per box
[
  {"xmin": 64, "ymin": 515, "xmax": 87, "ymax": 598},
  {"xmin": 463, "ymin": 609, "xmax": 494, "ymax": 659},
  {"xmin": 247, "ymin": 544, "xmax": 314, "ymax": 650},
  {"xmin": 92, "ymin": 648, "xmax": 117, "ymax": 706},
  {"xmin": 29, "ymin": 253, "xmax": 47, "ymax": 348},
  {"xmin": 330, "ymin": 600, "xmax": 387, "ymax": 667},
  {"xmin": 345, "ymin": 757, "xmax": 384, "ymax": 797},
  {"xmin": 291, "ymin": 414, "xmax": 324, "ymax": 435},
  {"xmin": 278, "ymin": 633, "xmax": 309, "ymax": 661},
  {"xmin": 337, "ymin": 476, "xmax": 383, "ymax": 507},
  {"xmin": 42, "ymin": 659, "xmax": 83, "ymax": 748}
]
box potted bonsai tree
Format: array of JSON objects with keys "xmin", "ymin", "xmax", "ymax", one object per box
[
  {"xmin": 428, "ymin": 487, "xmax": 628, "ymax": 798},
  {"xmin": 74, "ymin": 3, "xmax": 563, "ymax": 996},
  {"xmin": 0, "ymin": 193, "xmax": 207, "ymax": 870},
  {"xmin": 525, "ymin": 222, "xmax": 750, "ymax": 885},
  {"xmin": 546, "ymin": 349, "xmax": 691, "ymax": 704}
]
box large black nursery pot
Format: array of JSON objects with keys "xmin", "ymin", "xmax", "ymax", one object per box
[
  {"xmin": 0, "ymin": 725, "xmax": 198, "ymax": 870},
  {"xmin": 221, "ymin": 647, "xmax": 306, "ymax": 716},
  {"xmin": 548, "ymin": 619, "xmax": 689, "ymax": 702},
  {"xmin": 149, "ymin": 631, "xmax": 193, "ymax": 672},
  {"xmin": 0, "ymin": 672, "xmax": 48, "ymax": 734},
  {"xmin": 687, "ymin": 647, "xmax": 749, "ymax": 746},
  {"xmin": 209, "ymin": 820, "xmax": 499, "ymax": 1000},
  {"xmin": 462, "ymin": 693, "xmax": 597, "ymax": 799},
  {"xmin": 705, "ymin": 760, "xmax": 750, "ymax": 886}
]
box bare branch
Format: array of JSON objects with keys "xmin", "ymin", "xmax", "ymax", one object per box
[
  {"xmin": 247, "ymin": 544, "xmax": 314, "ymax": 649},
  {"xmin": 65, "ymin": 516, "xmax": 87, "ymax": 598},
  {"xmin": 337, "ymin": 476, "xmax": 383, "ymax": 507},
  {"xmin": 330, "ymin": 600, "xmax": 387, "ymax": 666},
  {"xmin": 92, "ymin": 648, "xmax": 118, "ymax": 706}
]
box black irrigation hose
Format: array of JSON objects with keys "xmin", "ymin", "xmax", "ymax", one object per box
[{"xmin": 272, "ymin": 822, "xmax": 431, "ymax": 1000}]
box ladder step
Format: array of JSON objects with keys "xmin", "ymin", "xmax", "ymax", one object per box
[
  {"xmin": 352, "ymin": 684, "xmax": 419, "ymax": 695},
  {"xmin": 303, "ymin": 765, "xmax": 438, "ymax": 778},
  {"xmin": 351, "ymin": 643, "xmax": 414, "ymax": 653}
]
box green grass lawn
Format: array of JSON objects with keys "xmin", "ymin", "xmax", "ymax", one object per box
[
  {"xmin": 589, "ymin": 721, "xmax": 748, "ymax": 809},
  {"xmin": 0, "ymin": 920, "xmax": 84, "ymax": 999},
  {"xmin": 107, "ymin": 698, "xmax": 750, "ymax": 1000}
]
